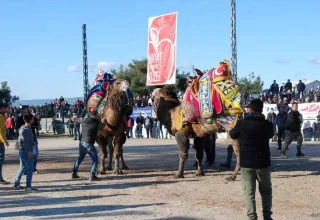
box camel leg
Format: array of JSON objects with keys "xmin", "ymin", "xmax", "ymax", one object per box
[
  {"xmin": 120, "ymin": 151, "xmax": 129, "ymax": 170},
  {"xmin": 225, "ymin": 137, "xmax": 241, "ymax": 181},
  {"xmin": 106, "ymin": 137, "xmax": 113, "ymax": 171},
  {"xmin": 113, "ymin": 133, "xmax": 126, "ymax": 175},
  {"xmin": 194, "ymin": 137, "xmax": 205, "ymax": 176},
  {"xmin": 97, "ymin": 135, "xmax": 108, "ymax": 175},
  {"xmin": 174, "ymin": 129, "xmax": 190, "ymax": 179}
]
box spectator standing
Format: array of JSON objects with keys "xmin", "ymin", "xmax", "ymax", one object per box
[
  {"xmin": 73, "ymin": 115, "xmax": 81, "ymax": 141},
  {"xmin": 5, "ymin": 114, "xmax": 14, "ymax": 139},
  {"xmin": 274, "ymin": 106, "xmax": 288, "ymax": 150},
  {"xmin": 267, "ymin": 108, "xmax": 277, "ymax": 141},
  {"xmin": 297, "ymin": 80, "xmax": 306, "ymax": 99},
  {"xmin": 270, "ymin": 80, "xmax": 279, "ymax": 95},
  {"xmin": 285, "ymin": 79, "xmax": 292, "ymax": 92},
  {"xmin": 229, "ymin": 99, "xmax": 273, "ymax": 220},
  {"xmin": 0, "ymin": 103, "xmax": 10, "ymax": 185},
  {"xmin": 155, "ymin": 119, "xmax": 162, "ymax": 139},
  {"xmin": 144, "ymin": 115, "xmax": 153, "ymax": 138},
  {"xmin": 66, "ymin": 118, "xmax": 74, "ymax": 137},
  {"xmin": 280, "ymin": 102, "xmax": 305, "ymax": 158},
  {"xmin": 135, "ymin": 113, "xmax": 144, "ymax": 138},
  {"xmin": 127, "ymin": 116, "xmax": 134, "ymax": 138}
]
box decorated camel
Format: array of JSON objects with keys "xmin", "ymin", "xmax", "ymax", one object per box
[
  {"xmin": 152, "ymin": 61, "xmax": 243, "ymax": 181},
  {"xmin": 86, "ymin": 71, "xmax": 133, "ymax": 175}
]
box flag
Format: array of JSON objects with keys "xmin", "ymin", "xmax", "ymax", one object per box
[{"xmin": 147, "ymin": 12, "xmax": 177, "ymax": 86}]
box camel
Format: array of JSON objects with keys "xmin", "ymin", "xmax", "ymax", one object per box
[
  {"xmin": 96, "ymin": 78, "xmax": 133, "ymax": 175},
  {"xmin": 152, "ymin": 85, "xmax": 241, "ymax": 181}
]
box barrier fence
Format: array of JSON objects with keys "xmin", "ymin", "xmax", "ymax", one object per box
[{"xmin": 31, "ymin": 104, "xmax": 320, "ymax": 140}]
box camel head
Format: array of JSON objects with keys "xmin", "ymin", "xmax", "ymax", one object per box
[
  {"xmin": 152, "ymin": 85, "xmax": 179, "ymax": 109},
  {"xmin": 111, "ymin": 78, "xmax": 129, "ymax": 92}
]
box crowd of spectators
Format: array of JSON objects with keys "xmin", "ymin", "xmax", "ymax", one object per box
[
  {"xmin": 243, "ymin": 79, "xmax": 320, "ymax": 107},
  {"xmin": 8, "ymin": 97, "xmax": 86, "ymax": 120}
]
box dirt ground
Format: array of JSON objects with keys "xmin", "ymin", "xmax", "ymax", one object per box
[{"xmin": 0, "ymin": 137, "xmax": 319, "ymax": 220}]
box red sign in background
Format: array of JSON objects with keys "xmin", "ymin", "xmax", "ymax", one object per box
[{"xmin": 147, "ymin": 12, "xmax": 177, "ymax": 86}]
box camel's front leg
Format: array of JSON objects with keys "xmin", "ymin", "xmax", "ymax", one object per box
[
  {"xmin": 106, "ymin": 137, "xmax": 113, "ymax": 171},
  {"xmin": 225, "ymin": 138, "xmax": 240, "ymax": 181},
  {"xmin": 174, "ymin": 129, "xmax": 190, "ymax": 179},
  {"xmin": 194, "ymin": 137, "xmax": 205, "ymax": 176},
  {"xmin": 113, "ymin": 134, "xmax": 126, "ymax": 175}
]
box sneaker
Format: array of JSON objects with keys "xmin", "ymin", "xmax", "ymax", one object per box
[
  {"xmin": 280, "ymin": 152, "xmax": 286, "ymax": 158},
  {"xmin": 34, "ymin": 169, "xmax": 40, "ymax": 174},
  {"xmin": 296, "ymin": 152, "xmax": 305, "ymax": 157},
  {"xmin": 71, "ymin": 172, "xmax": 80, "ymax": 179},
  {"xmin": 0, "ymin": 180, "xmax": 10, "ymax": 185},
  {"xmin": 25, "ymin": 188, "xmax": 38, "ymax": 193},
  {"xmin": 13, "ymin": 186, "xmax": 25, "ymax": 190},
  {"xmin": 220, "ymin": 164, "xmax": 231, "ymax": 169}
]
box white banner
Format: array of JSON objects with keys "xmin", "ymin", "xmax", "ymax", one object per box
[{"xmin": 263, "ymin": 103, "xmax": 320, "ymax": 139}]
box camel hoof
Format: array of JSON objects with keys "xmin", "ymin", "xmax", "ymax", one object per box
[
  {"xmin": 106, "ymin": 166, "xmax": 113, "ymax": 171},
  {"xmin": 98, "ymin": 170, "xmax": 107, "ymax": 175},
  {"xmin": 195, "ymin": 170, "xmax": 205, "ymax": 177},
  {"xmin": 225, "ymin": 175, "xmax": 236, "ymax": 181},
  {"xmin": 122, "ymin": 165, "xmax": 129, "ymax": 170},
  {"xmin": 113, "ymin": 169, "xmax": 123, "ymax": 175},
  {"xmin": 173, "ymin": 172, "xmax": 184, "ymax": 179}
]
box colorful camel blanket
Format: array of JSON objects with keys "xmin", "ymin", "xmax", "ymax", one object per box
[
  {"xmin": 213, "ymin": 80, "xmax": 243, "ymax": 115},
  {"xmin": 86, "ymin": 70, "xmax": 133, "ymax": 116}
]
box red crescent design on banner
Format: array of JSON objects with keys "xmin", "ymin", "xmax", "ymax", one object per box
[{"xmin": 147, "ymin": 12, "xmax": 177, "ymax": 86}]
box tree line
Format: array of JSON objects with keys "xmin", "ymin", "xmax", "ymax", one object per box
[{"xmin": 1, "ymin": 58, "xmax": 264, "ymax": 103}]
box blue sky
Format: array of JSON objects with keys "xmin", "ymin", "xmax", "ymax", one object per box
[{"xmin": 0, "ymin": 0, "xmax": 319, "ymax": 100}]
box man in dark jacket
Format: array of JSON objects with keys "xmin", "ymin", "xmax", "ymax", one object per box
[
  {"xmin": 274, "ymin": 106, "xmax": 288, "ymax": 150},
  {"xmin": 229, "ymin": 99, "xmax": 274, "ymax": 220},
  {"xmin": 297, "ymin": 80, "xmax": 306, "ymax": 98},
  {"xmin": 285, "ymin": 79, "xmax": 292, "ymax": 92},
  {"xmin": 267, "ymin": 108, "xmax": 277, "ymax": 141},
  {"xmin": 71, "ymin": 110, "xmax": 100, "ymax": 181},
  {"xmin": 280, "ymin": 102, "xmax": 305, "ymax": 158},
  {"xmin": 269, "ymin": 80, "xmax": 279, "ymax": 95},
  {"xmin": 135, "ymin": 113, "xmax": 144, "ymax": 138}
]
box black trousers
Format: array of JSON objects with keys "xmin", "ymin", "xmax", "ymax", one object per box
[{"xmin": 277, "ymin": 128, "xmax": 285, "ymax": 148}]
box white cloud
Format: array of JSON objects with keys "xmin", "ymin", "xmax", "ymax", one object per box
[
  {"xmin": 67, "ymin": 61, "xmax": 117, "ymax": 73},
  {"xmin": 309, "ymin": 58, "xmax": 320, "ymax": 64}
]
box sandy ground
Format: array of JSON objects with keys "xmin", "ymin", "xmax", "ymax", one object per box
[{"xmin": 0, "ymin": 137, "xmax": 319, "ymax": 220}]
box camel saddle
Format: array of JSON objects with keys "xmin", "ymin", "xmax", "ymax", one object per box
[{"xmin": 182, "ymin": 71, "xmax": 223, "ymax": 123}]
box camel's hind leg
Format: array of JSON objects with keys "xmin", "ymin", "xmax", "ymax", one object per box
[
  {"xmin": 225, "ymin": 136, "xmax": 240, "ymax": 181},
  {"xmin": 194, "ymin": 137, "xmax": 205, "ymax": 176},
  {"xmin": 106, "ymin": 137, "xmax": 113, "ymax": 171},
  {"xmin": 174, "ymin": 128, "xmax": 190, "ymax": 179},
  {"xmin": 113, "ymin": 133, "xmax": 126, "ymax": 175},
  {"xmin": 96, "ymin": 134, "xmax": 108, "ymax": 175}
]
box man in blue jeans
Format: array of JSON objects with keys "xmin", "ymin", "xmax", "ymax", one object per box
[{"xmin": 72, "ymin": 110, "xmax": 100, "ymax": 181}]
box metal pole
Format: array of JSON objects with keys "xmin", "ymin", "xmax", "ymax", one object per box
[
  {"xmin": 231, "ymin": 0, "xmax": 237, "ymax": 82},
  {"xmin": 82, "ymin": 24, "xmax": 89, "ymax": 103}
]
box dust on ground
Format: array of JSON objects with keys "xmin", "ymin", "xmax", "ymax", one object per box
[{"xmin": 0, "ymin": 137, "xmax": 319, "ymax": 220}]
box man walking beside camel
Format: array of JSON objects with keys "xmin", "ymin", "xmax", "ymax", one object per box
[{"xmin": 230, "ymin": 99, "xmax": 274, "ymax": 220}]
